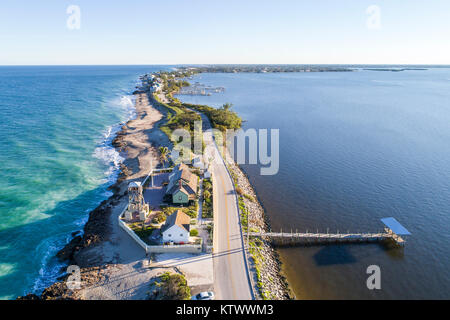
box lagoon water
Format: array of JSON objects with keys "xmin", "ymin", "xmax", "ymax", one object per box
[
  {"xmin": 179, "ymin": 69, "xmax": 450, "ymax": 299},
  {"xmin": 0, "ymin": 66, "xmax": 166, "ymax": 299},
  {"xmin": 1, "ymin": 66, "xmax": 449, "ymax": 300}
]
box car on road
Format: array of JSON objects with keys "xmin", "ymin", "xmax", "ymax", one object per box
[{"xmin": 192, "ymin": 291, "xmax": 215, "ymax": 300}]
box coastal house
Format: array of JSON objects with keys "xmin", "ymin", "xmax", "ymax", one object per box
[
  {"xmin": 161, "ymin": 210, "xmax": 190, "ymax": 243},
  {"xmin": 124, "ymin": 181, "xmax": 149, "ymax": 221},
  {"xmin": 165, "ymin": 163, "xmax": 198, "ymax": 204},
  {"xmin": 150, "ymin": 83, "xmax": 162, "ymax": 93},
  {"xmin": 192, "ymin": 155, "xmax": 205, "ymax": 169}
]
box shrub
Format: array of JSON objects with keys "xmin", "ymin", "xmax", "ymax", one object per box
[
  {"xmin": 235, "ymin": 186, "xmax": 243, "ymax": 195},
  {"xmin": 152, "ymin": 211, "xmax": 166, "ymax": 224},
  {"xmin": 186, "ymin": 209, "xmax": 197, "ymax": 219},
  {"xmin": 131, "ymin": 226, "xmax": 155, "ymax": 243},
  {"xmin": 190, "ymin": 229, "xmax": 199, "ymax": 236},
  {"xmin": 154, "ymin": 272, "xmax": 191, "ymax": 300},
  {"xmin": 243, "ymin": 193, "xmax": 254, "ymax": 202},
  {"xmin": 183, "ymin": 103, "xmax": 242, "ymax": 131},
  {"xmin": 203, "ymin": 180, "xmax": 212, "ymax": 190}
]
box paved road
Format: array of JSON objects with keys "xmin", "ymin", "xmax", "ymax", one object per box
[{"xmin": 198, "ymin": 113, "xmax": 253, "ymax": 300}]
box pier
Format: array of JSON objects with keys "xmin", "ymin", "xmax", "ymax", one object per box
[{"xmin": 248, "ymin": 217, "xmax": 411, "ymax": 247}]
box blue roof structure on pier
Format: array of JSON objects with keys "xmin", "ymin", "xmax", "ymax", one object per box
[{"xmin": 381, "ymin": 217, "xmax": 411, "ymax": 235}]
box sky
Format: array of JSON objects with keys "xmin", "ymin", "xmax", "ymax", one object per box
[{"xmin": 1, "ymin": 0, "xmax": 450, "ymax": 65}]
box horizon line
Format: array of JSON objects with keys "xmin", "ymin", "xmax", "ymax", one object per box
[{"xmin": 1, "ymin": 63, "xmax": 450, "ymax": 67}]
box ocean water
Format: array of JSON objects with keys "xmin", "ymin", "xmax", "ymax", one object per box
[
  {"xmin": 0, "ymin": 65, "xmax": 168, "ymax": 299},
  {"xmin": 178, "ymin": 69, "xmax": 450, "ymax": 299}
]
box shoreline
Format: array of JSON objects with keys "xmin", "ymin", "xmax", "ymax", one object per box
[
  {"xmin": 19, "ymin": 69, "xmax": 293, "ymax": 300},
  {"xmin": 19, "ymin": 88, "xmax": 170, "ymax": 300},
  {"xmin": 225, "ymin": 156, "xmax": 294, "ymax": 300}
]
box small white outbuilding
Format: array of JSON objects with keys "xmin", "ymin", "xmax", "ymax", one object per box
[{"xmin": 161, "ymin": 210, "xmax": 191, "ymax": 244}]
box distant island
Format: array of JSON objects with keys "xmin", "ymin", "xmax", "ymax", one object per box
[{"xmin": 181, "ymin": 65, "xmax": 354, "ymax": 73}]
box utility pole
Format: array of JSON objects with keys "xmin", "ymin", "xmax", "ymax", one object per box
[{"xmin": 150, "ymin": 160, "xmax": 153, "ymax": 187}]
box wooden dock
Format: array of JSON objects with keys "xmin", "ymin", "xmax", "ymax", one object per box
[{"xmin": 248, "ymin": 228, "xmax": 405, "ymax": 246}]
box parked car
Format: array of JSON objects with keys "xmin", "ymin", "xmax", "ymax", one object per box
[{"xmin": 192, "ymin": 291, "xmax": 215, "ymax": 300}]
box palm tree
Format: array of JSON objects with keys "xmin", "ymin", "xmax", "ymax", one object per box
[{"xmin": 159, "ymin": 146, "xmax": 169, "ymax": 167}]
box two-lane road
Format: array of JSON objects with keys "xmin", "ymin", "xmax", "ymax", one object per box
[{"xmin": 199, "ymin": 113, "xmax": 253, "ymax": 300}]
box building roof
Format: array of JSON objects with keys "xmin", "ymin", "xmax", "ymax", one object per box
[
  {"xmin": 381, "ymin": 217, "xmax": 411, "ymax": 235},
  {"xmin": 161, "ymin": 210, "xmax": 191, "ymax": 233},
  {"xmin": 166, "ymin": 163, "xmax": 198, "ymax": 196},
  {"xmin": 178, "ymin": 163, "xmax": 194, "ymax": 181},
  {"xmin": 129, "ymin": 181, "xmax": 142, "ymax": 188}
]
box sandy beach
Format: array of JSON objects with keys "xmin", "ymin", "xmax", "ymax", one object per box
[
  {"xmin": 20, "ymin": 72, "xmax": 286, "ymax": 300},
  {"xmin": 19, "ymin": 90, "xmax": 176, "ymax": 299}
]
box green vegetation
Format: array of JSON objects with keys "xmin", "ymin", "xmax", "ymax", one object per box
[
  {"xmin": 185, "ymin": 209, "xmax": 197, "ymax": 219},
  {"xmin": 158, "ymin": 146, "xmax": 169, "ymax": 167},
  {"xmin": 190, "ymin": 229, "xmax": 198, "ymax": 237},
  {"xmin": 187, "ymin": 65, "xmax": 353, "ymax": 73},
  {"xmin": 238, "ymin": 196, "xmax": 248, "ymax": 232},
  {"xmin": 152, "ymin": 91, "xmax": 201, "ymax": 156},
  {"xmin": 152, "ymin": 211, "xmax": 167, "ymax": 224},
  {"xmin": 154, "ymin": 272, "xmax": 191, "ymax": 300},
  {"xmin": 128, "ymin": 222, "xmax": 155, "ymax": 244},
  {"xmin": 161, "ymin": 203, "xmax": 198, "ymax": 219},
  {"xmin": 206, "ymin": 224, "xmax": 213, "ymax": 244},
  {"xmin": 237, "ymin": 194, "xmax": 271, "ymax": 300},
  {"xmin": 248, "ymin": 239, "xmax": 269, "ymax": 300},
  {"xmin": 152, "ymin": 71, "xmax": 242, "ymax": 164},
  {"xmin": 228, "ymin": 165, "xmax": 239, "ymax": 185},
  {"xmin": 243, "ymin": 193, "xmax": 255, "ymax": 202},
  {"xmin": 183, "ymin": 102, "xmax": 242, "ymax": 132},
  {"xmin": 202, "ymin": 178, "xmax": 213, "ymax": 218}
]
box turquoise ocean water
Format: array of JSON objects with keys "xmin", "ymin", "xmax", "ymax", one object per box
[
  {"xmin": 178, "ymin": 68, "xmax": 450, "ymax": 299},
  {"xmin": 0, "ymin": 66, "xmax": 167, "ymax": 299},
  {"xmin": 2, "ymin": 66, "xmax": 450, "ymax": 300}
]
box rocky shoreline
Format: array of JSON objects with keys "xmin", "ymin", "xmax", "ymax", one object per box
[
  {"xmin": 18, "ymin": 90, "xmax": 164, "ymax": 300},
  {"xmin": 18, "ymin": 71, "xmax": 295, "ymax": 300},
  {"xmin": 226, "ymin": 159, "xmax": 294, "ymax": 300},
  {"xmin": 18, "ymin": 156, "xmax": 131, "ymax": 299}
]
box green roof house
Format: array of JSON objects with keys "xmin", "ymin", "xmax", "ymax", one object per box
[{"xmin": 166, "ymin": 163, "xmax": 198, "ymax": 204}]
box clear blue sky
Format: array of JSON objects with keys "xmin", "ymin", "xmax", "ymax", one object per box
[{"xmin": 1, "ymin": 0, "xmax": 449, "ymax": 65}]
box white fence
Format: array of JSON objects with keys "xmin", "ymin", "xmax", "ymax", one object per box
[
  {"xmin": 120, "ymin": 156, "xmax": 214, "ymax": 254},
  {"xmin": 142, "ymin": 167, "xmax": 173, "ymax": 186}
]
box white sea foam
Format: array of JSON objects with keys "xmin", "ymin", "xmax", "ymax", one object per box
[
  {"xmin": 0, "ymin": 263, "xmax": 16, "ymax": 279},
  {"xmin": 32, "ymin": 93, "xmax": 138, "ymax": 296},
  {"xmin": 31, "ymin": 234, "xmax": 69, "ymax": 294},
  {"xmin": 93, "ymin": 94, "xmax": 137, "ymax": 184}
]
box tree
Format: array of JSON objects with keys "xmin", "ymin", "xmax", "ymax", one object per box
[
  {"xmin": 155, "ymin": 272, "xmax": 191, "ymax": 300},
  {"xmin": 203, "ymin": 190, "xmax": 211, "ymax": 200},
  {"xmin": 222, "ymin": 103, "xmax": 233, "ymax": 111},
  {"xmin": 159, "ymin": 146, "xmax": 169, "ymax": 167}
]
